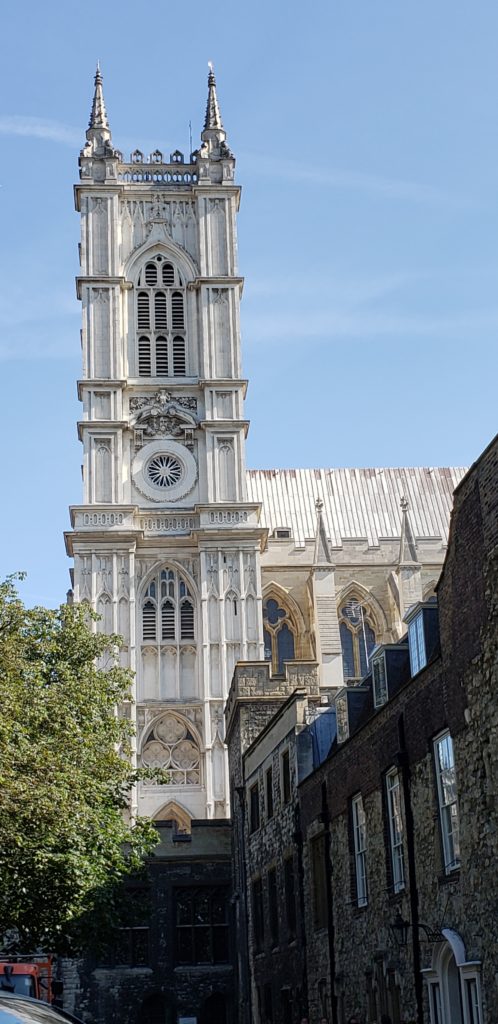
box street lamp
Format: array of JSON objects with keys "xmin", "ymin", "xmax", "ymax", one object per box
[
  {"xmin": 392, "ymin": 911, "xmax": 442, "ymax": 947},
  {"xmin": 392, "ymin": 911, "xmax": 410, "ymax": 947}
]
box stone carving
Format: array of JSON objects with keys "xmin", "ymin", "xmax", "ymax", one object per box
[
  {"xmin": 96, "ymin": 556, "xmax": 112, "ymax": 594},
  {"xmin": 130, "ymin": 390, "xmax": 197, "ymax": 445},
  {"xmin": 211, "ymin": 706, "xmax": 225, "ymax": 742},
  {"xmin": 118, "ymin": 558, "xmax": 129, "ymax": 594},
  {"xmin": 243, "ymin": 554, "xmax": 256, "ymax": 594},
  {"xmin": 207, "ymin": 554, "xmax": 219, "ymax": 594},
  {"xmin": 174, "ymin": 557, "xmax": 199, "ymax": 586},
  {"xmin": 141, "ymin": 711, "xmax": 201, "ymax": 785},
  {"xmin": 80, "ymin": 556, "xmax": 92, "ymax": 598}
]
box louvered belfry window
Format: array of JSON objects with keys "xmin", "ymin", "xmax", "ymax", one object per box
[
  {"xmin": 142, "ymin": 568, "xmax": 196, "ymax": 644},
  {"xmin": 135, "ymin": 257, "xmax": 187, "ymax": 377}
]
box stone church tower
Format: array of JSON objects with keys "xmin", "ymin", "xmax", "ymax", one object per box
[
  {"xmin": 66, "ymin": 66, "xmax": 465, "ymax": 831},
  {"xmin": 66, "ymin": 66, "xmax": 265, "ymax": 823}
]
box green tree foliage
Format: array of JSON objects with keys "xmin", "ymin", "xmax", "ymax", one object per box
[{"xmin": 0, "ymin": 576, "xmax": 158, "ymax": 953}]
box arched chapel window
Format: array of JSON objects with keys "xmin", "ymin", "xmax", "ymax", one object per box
[
  {"xmin": 135, "ymin": 256, "xmax": 187, "ymax": 378},
  {"xmin": 263, "ymin": 598, "xmax": 295, "ymax": 674},
  {"xmin": 339, "ymin": 598, "xmax": 376, "ymax": 681}
]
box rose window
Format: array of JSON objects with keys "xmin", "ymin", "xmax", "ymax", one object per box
[
  {"xmin": 142, "ymin": 713, "xmax": 201, "ymax": 785},
  {"xmin": 146, "ymin": 453, "xmax": 183, "ymax": 489}
]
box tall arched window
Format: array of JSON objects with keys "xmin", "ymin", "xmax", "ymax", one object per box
[
  {"xmin": 339, "ymin": 598, "xmax": 376, "ymax": 681},
  {"xmin": 142, "ymin": 568, "xmax": 195, "ymax": 643},
  {"xmin": 135, "ymin": 256, "xmax": 187, "ymax": 378},
  {"xmin": 140, "ymin": 567, "xmax": 197, "ymax": 701},
  {"xmin": 263, "ymin": 598, "xmax": 295, "ymax": 674}
]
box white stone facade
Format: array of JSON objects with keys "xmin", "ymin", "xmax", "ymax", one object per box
[{"xmin": 66, "ymin": 68, "xmax": 265, "ymax": 823}]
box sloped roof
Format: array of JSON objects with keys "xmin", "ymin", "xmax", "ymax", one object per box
[{"xmin": 246, "ymin": 467, "xmax": 467, "ymax": 548}]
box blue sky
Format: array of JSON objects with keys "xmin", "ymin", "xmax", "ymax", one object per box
[{"xmin": 0, "ymin": 0, "xmax": 497, "ymax": 607}]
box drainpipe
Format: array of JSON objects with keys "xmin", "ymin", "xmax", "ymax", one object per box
[
  {"xmin": 294, "ymin": 801, "xmax": 309, "ymax": 1016},
  {"xmin": 321, "ymin": 779, "xmax": 338, "ymax": 1024},
  {"xmin": 397, "ymin": 714, "xmax": 424, "ymax": 1024},
  {"xmin": 235, "ymin": 785, "xmax": 253, "ymax": 1024}
]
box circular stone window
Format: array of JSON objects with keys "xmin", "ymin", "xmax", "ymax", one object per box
[
  {"xmin": 132, "ymin": 439, "xmax": 197, "ymax": 503},
  {"xmin": 147, "ymin": 453, "xmax": 183, "ymax": 489}
]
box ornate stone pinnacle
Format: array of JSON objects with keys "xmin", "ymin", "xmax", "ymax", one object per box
[
  {"xmin": 88, "ymin": 61, "xmax": 110, "ymax": 131},
  {"xmin": 203, "ymin": 62, "xmax": 224, "ymax": 132},
  {"xmin": 400, "ymin": 496, "xmax": 409, "ymax": 512},
  {"xmin": 315, "ymin": 497, "xmax": 324, "ymax": 513}
]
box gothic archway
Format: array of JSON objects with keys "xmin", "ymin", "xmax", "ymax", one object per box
[{"xmin": 154, "ymin": 800, "xmax": 192, "ymax": 833}]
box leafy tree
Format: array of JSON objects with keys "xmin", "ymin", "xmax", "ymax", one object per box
[{"xmin": 0, "ymin": 576, "xmax": 158, "ymax": 954}]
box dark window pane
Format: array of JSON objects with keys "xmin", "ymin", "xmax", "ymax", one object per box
[
  {"xmin": 176, "ymin": 893, "xmax": 192, "ymax": 925},
  {"xmin": 211, "ymin": 891, "xmax": 227, "ymax": 924},
  {"xmin": 194, "ymin": 891, "xmax": 210, "ymax": 924},
  {"xmin": 277, "ymin": 623, "xmax": 294, "ymax": 672},
  {"xmin": 194, "ymin": 926, "xmax": 211, "ymax": 963},
  {"xmin": 264, "ymin": 629, "xmax": 272, "ymax": 661},
  {"xmin": 268, "ymin": 868, "xmax": 279, "ymax": 947},
  {"xmin": 340, "ymin": 621, "xmax": 355, "ymax": 679},
  {"xmin": 359, "ymin": 621, "xmax": 376, "ymax": 678},
  {"xmin": 176, "ymin": 928, "xmax": 193, "ymax": 964},
  {"xmin": 213, "ymin": 926, "xmax": 229, "ymax": 963},
  {"xmin": 264, "ymin": 600, "xmax": 286, "ymax": 626}
]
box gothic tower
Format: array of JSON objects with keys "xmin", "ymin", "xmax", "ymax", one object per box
[{"xmin": 66, "ymin": 66, "xmax": 265, "ymax": 822}]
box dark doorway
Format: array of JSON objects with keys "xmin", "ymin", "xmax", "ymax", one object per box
[
  {"xmin": 139, "ymin": 993, "xmax": 168, "ymax": 1024},
  {"xmin": 200, "ymin": 992, "xmax": 227, "ymax": 1024}
]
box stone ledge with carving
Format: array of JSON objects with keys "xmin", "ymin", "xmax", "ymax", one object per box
[{"xmin": 130, "ymin": 389, "xmax": 198, "ymax": 450}]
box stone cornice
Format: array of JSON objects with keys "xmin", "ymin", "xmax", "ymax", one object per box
[
  {"xmin": 77, "ymin": 379, "xmax": 127, "ymax": 398},
  {"xmin": 199, "ymin": 379, "xmax": 248, "ymax": 396},
  {"xmin": 200, "ymin": 419, "xmax": 250, "ymax": 437},
  {"xmin": 76, "ymin": 276, "xmax": 126, "ymax": 298},
  {"xmin": 77, "ymin": 420, "xmax": 129, "ymax": 440},
  {"xmin": 187, "ymin": 276, "xmax": 244, "ymax": 291}
]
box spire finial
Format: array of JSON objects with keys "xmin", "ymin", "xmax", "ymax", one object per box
[
  {"xmin": 88, "ymin": 60, "xmax": 110, "ymax": 132},
  {"xmin": 400, "ymin": 495, "xmax": 409, "ymax": 513},
  {"xmin": 203, "ymin": 61, "xmax": 224, "ymax": 133}
]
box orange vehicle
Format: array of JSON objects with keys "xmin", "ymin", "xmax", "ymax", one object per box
[{"xmin": 0, "ymin": 957, "xmax": 63, "ymax": 1005}]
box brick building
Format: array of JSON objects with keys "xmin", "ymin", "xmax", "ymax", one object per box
[{"xmin": 226, "ymin": 432, "xmax": 498, "ymax": 1024}]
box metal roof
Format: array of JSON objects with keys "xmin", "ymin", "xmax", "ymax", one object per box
[{"xmin": 246, "ymin": 467, "xmax": 467, "ymax": 548}]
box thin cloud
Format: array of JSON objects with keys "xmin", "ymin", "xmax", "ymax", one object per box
[
  {"xmin": 0, "ymin": 115, "xmax": 81, "ymax": 146},
  {"xmin": 240, "ymin": 152, "xmax": 472, "ymax": 208}
]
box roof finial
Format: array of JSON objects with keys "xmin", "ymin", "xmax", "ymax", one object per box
[
  {"xmin": 398, "ymin": 495, "xmax": 418, "ymax": 566},
  {"xmin": 314, "ymin": 496, "xmax": 333, "ymax": 565},
  {"xmin": 203, "ymin": 61, "xmax": 224, "ymax": 132},
  {"xmin": 88, "ymin": 60, "xmax": 110, "ymax": 132}
]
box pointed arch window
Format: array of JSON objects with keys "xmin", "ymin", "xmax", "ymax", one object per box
[
  {"xmin": 142, "ymin": 567, "xmax": 195, "ymax": 645},
  {"xmin": 135, "ymin": 256, "xmax": 188, "ymax": 378},
  {"xmin": 263, "ymin": 598, "xmax": 295, "ymax": 674},
  {"xmin": 339, "ymin": 598, "xmax": 376, "ymax": 681}
]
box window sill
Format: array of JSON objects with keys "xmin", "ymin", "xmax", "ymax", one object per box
[
  {"xmin": 174, "ymin": 963, "xmax": 232, "ymax": 973},
  {"xmin": 438, "ymin": 868, "xmax": 460, "ymax": 886}
]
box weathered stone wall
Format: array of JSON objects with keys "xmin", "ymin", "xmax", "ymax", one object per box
[
  {"xmin": 62, "ymin": 822, "xmax": 235, "ymax": 1024},
  {"xmin": 225, "ymin": 662, "xmax": 319, "ymax": 1024},
  {"xmin": 298, "ymin": 436, "xmax": 498, "ymax": 1024}
]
